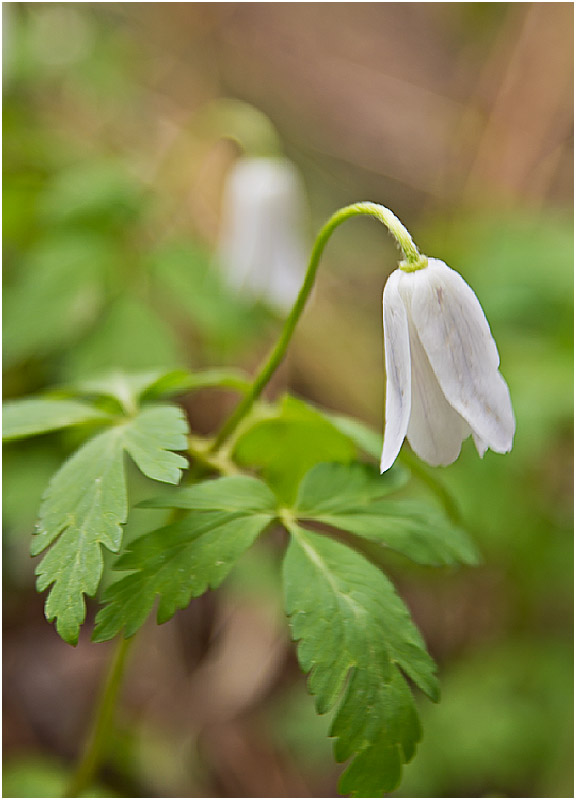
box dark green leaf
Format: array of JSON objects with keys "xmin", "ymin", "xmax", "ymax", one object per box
[
  {"xmin": 295, "ymin": 461, "xmax": 408, "ymax": 514},
  {"xmin": 93, "ymin": 476, "xmax": 277, "ymax": 641},
  {"xmin": 141, "ymin": 474, "xmax": 278, "ymax": 513},
  {"xmin": 3, "ymin": 398, "xmax": 112, "ymax": 441},
  {"xmin": 283, "ymin": 526, "xmax": 438, "ymax": 796},
  {"xmin": 295, "ymin": 462, "xmax": 478, "ymax": 567}
]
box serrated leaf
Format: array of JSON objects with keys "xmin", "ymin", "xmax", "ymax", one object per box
[
  {"xmin": 233, "ymin": 395, "xmax": 356, "ymax": 504},
  {"xmin": 3, "ymin": 398, "xmax": 112, "ymax": 441},
  {"xmin": 295, "ymin": 462, "xmax": 479, "ymax": 567},
  {"xmin": 93, "ymin": 476, "xmax": 277, "ymax": 641},
  {"xmin": 121, "ymin": 406, "xmax": 188, "ymax": 484},
  {"xmin": 33, "ymin": 428, "xmax": 127, "ymax": 644},
  {"xmin": 283, "ymin": 527, "xmax": 438, "ymax": 796},
  {"xmin": 32, "ymin": 404, "xmax": 189, "ymax": 644}
]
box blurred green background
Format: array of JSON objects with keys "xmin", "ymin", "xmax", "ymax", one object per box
[{"xmin": 3, "ymin": 3, "xmax": 573, "ymax": 797}]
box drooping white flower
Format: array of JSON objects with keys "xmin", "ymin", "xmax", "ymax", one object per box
[
  {"xmin": 381, "ymin": 257, "xmax": 515, "ymax": 472},
  {"xmin": 216, "ymin": 157, "xmax": 307, "ymax": 313}
]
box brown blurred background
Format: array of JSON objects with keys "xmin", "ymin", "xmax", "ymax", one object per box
[{"xmin": 3, "ymin": 3, "xmax": 573, "ymax": 797}]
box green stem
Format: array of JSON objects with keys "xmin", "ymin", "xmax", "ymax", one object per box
[
  {"xmin": 64, "ymin": 636, "xmax": 132, "ymax": 797},
  {"xmin": 211, "ymin": 201, "xmax": 425, "ymax": 451}
]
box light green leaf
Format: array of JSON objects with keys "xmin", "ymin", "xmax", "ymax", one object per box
[
  {"xmin": 295, "ymin": 462, "xmax": 478, "ymax": 566},
  {"xmin": 121, "ymin": 406, "xmax": 188, "ymax": 484},
  {"xmin": 93, "ymin": 476, "xmax": 276, "ymax": 641},
  {"xmin": 66, "ymin": 296, "xmax": 184, "ymax": 380},
  {"xmin": 328, "ymin": 413, "xmax": 382, "ymax": 461},
  {"xmin": 147, "ymin": 240, "xmax": 270, "ymax": 348},
  {"xmin": 73, "ymin": 367, "xmax": 250, "ymax": 411},
  {"xmin": 233, "ymin": 395, "xmax": 356, "ymax": 504},
  {"xmin": 283, "ymin": 527, "xmax": 438, "ymax": 796},
  {"xmin": 3, "ymin": 398, "xmax": 112, "ymax": 441},
  {"xmin": 32, "ymin": 405, "xmax": 189, "ymax": 644},
  {"xmin": 33, "ymin": 428, "xmax": 127, "ymax": 644},
  {"xmin": 3, "ymin": 234, "xmax": 110, "ymax": 366}
]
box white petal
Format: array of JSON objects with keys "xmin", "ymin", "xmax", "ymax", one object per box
[
  {"xmin": 408, "ymin": 258, "xmax": 515, "ymax": 453},
  {"xmin": 406, "ymin": 316, "xmax": 472, "ymax": 466},
  {"xmin": 472, "ymin": 432, "xmax": 489, "ymax": 458},
  {"xmin": 381, "ymin": 271, "xmax": 411, "ymax": 472}
]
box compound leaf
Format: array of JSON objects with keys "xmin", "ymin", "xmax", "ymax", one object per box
[
  {"xmin": 283, "ymin": 526, "xmax": 438, "ymax": 797},
  {"xmin": 295, "ymin": 462, "xmax": 479, "ymax": 567},
  {"xmin": 32, "ymin": 404, "xmax": 189, "ymax": 645},
  {"xmin": 93, "ymin": 476, "xmax": 277, "ymax": 641},
  {"xmin": 3, "ymin": 398, "xmax": 112, "ymax": 441}
]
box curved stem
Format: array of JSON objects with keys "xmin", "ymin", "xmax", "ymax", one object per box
[
  {"xmin": 211, "ymin": 202, "xmax": 425, "ymax": 451},
  {"xmin": 64, "ymin": 636, "xmax": 133, "ymax": 797}
]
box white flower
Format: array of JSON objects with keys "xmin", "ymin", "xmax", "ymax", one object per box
[
  {"xmin": 381, "ymin": 258, "xmax": 515, "ymax": 472},
  {"xmin": 217, "ymin": 157, "xmax": 307, "ymax": 313}
]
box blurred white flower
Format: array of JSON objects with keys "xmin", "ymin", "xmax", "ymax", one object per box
[
  {"xmin": 216, "ymin": 157, "xmax": 307, "ymax": 313},
  {"xmin": 381, "ymin": 258, "xmax": 515, "ymax": 472}
]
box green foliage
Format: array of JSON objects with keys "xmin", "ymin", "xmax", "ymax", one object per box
[
  {"xmin": 20, "ymin": 397, "xmax": 189, "ymax": 645},
  {"xmin": 295, "ymin": 463, "xmax": 479, "ymax": 566},
  {"xmin": 146, "ymin": 240, "xmax": 272, "ymax": 352},
  {"xmin": 3, "ymin": 233, "xmax": 112, "ymax": 366},
  {"xmin": 66, "ymin": 296, "xmax": 185, "ymax": 379},
  {"xmin": 94, "ymin": 454, "xmax": 469, "ymax": 796},
  {"xmin": 3, "ymin": 397, "xmax": 113, "ymax": 440},
  {"xmin": 38, "ymin": 159, "xmax": 146, "ymax": 230},
  {"xmin": 93, "ymin": 476, "xmax": 277, "ymax": 641},
  {"xmin": 283, "ymin": 525, "xmax": 439, "ymax": 796},
  {"xmin": 73, "ymin": 367, "xmax": 250, "ymax": 410},
  {"xmin": 233, "ymin": 395, "xmax": 356, "ymax": 503}
]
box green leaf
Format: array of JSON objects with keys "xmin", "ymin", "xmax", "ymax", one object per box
[
  {"xmin": 283, "ymin": 527, "xmax": 438, "ymax": 796},
  {"xmin": 33, "ymin": 428, "xmax": 127, "ymax": 645},
  {"xmin": 32, "ymin": 405, "xmax": 189, "ymax": 645},
  {"xmin": 147, "ymin": 240, "xmax": 270, "ymax": 348},
  {"xmin": 66, "ymin": 296, "xmax": 185, "ymax": 380},
  {"xmin": 141, "ymin": 474, "xmax": 278, "ymax": 513},
  {"xmin": 3, "ymin": 234, "xmax": 111, "ymax": 366},
  {"xmin": 328, "ymin": 413, "xmax": 382, "ymax": 461},
  {"xmin": 295, "ymin": 461, "xmax": 408, "ymax": 513},
  {"xmin": 3, "ymin": 398, "xmax": 112, "ymax": 441},
  {"xmin": 93, "ymin": 476, "xmax": 277, "ymax": 641},
  {"xmin": 72, "ymin": 367, "xmax": 250, "ymax": 412},
  {"xmin": 295, "ymin": 463, "xmax": 479, "ymax": 567},
  {"xmin": 39, "ymin": 158, "xmax": 145, "ymax": 229},
  {"xmin": 233, "ymin": 395, "xmax": 356, "ymax": 504},
  {"xmin": 121, "ymin": 406, "xmax": 189, "ymax": 484}
]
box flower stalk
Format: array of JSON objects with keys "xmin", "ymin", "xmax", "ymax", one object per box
[{"xmin": 211, "ymin": 202, "xmax": 423, "ymax": 452}]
